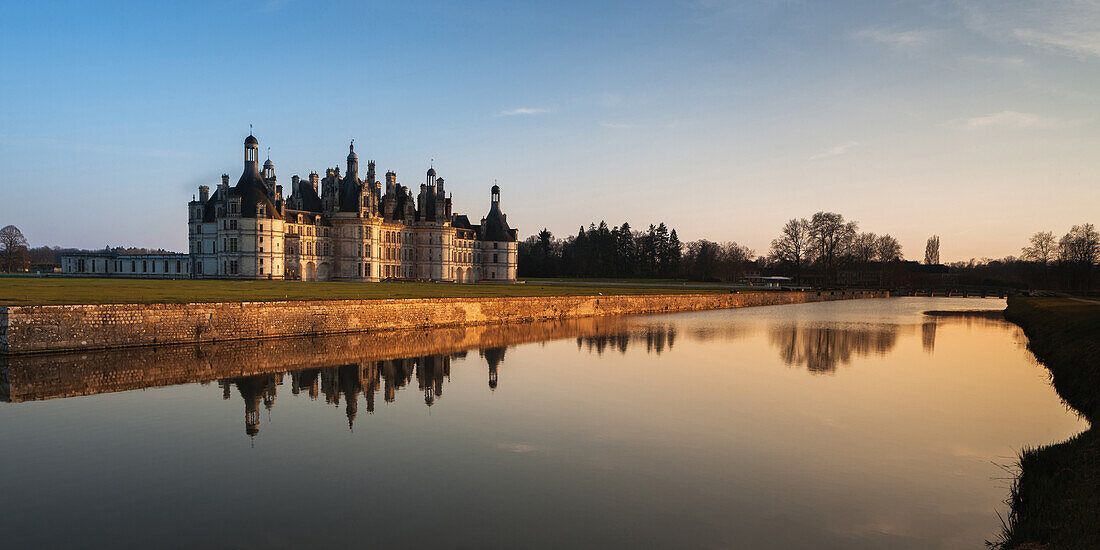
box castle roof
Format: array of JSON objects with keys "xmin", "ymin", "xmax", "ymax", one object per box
[
  {"xmin": 233, "ymin": 165, "xmax": 280, "ymax": 219},
  {"xmin": 481, "ymin": 201, "xmax": 515, "ymax": 242}
]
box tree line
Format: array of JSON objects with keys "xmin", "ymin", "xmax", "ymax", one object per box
[
  {"xmin": 765, "ymin": 212, "xmax": 906, "ymax": 286},
  {"xmin": 949, "ymin": 224, "xmax": 1099, "ymax": 291},
  {"xmin": 519, "ymin": 222, "xmax": 684, "ymax": 278}
]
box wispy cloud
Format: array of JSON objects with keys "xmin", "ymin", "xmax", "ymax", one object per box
[
  {"xmin": 959, "ymin": 0, "xmax": 1100, "ymax": 60},
  {"xmin": 955, "ymin": 110, "xmax": 1074, "ymax": 129},
  {"xmin": 854, "ymin": 28, "xmax": 937, "ymax": 49},
  {"xmin": 810, "ymin": 141, "xmax": 859, "ymax": 160},
  {"xmin": 498, "ymin": 107, "xmax": 551, "ymax": 116},
  {"xmin": 599, "ymin": 121, "xmax": 637, "ymax": 129},
  {"xmin": 1013, "ymin": 27, "xmax": 1100, "ymax": 60},
  {"xmin": 958, "ymin": 54, "xmax": 1030, "ymax": 68},
  {"xmin": 496, "ymin": 442, "xmax": 537, "ymax": 453}
]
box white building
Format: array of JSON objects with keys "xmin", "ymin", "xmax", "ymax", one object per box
[{"xmin": 186, "ymin": 135, "xmax": 518, "ymax": 282}]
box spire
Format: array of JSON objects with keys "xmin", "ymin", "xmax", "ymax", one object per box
[{"xmin": 346, "ymin": 139, "xmax": 358, "ymax": 176}]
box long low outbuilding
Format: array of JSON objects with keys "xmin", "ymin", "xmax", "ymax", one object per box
[{"xmin": 60, "ymin": 253, "xmax": 191, "ymax": 278}]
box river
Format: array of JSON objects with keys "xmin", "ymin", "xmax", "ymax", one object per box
[{"xmin": 0, "ymin": 297, "xmax": 1084, "ymax": 548}]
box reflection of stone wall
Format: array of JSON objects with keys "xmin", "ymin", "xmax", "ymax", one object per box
[
  {"xmin": 1, "ymin": 317, "xmax": 633, "ymax": 402},
  {"xmin": 1, "ymin": 290, "xmax": 887, "ymax": 354}
]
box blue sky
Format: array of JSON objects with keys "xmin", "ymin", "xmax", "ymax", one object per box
[{"xmin": 1, "ymin": 0, "xmax": 1097, "ymax": 261}]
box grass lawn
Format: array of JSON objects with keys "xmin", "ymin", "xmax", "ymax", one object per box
[
  {"xmin": 522, "ymin": 277, "xmax": 692, "ymax": 284},
  {"xmin": 999, "ymin": 296, "xmax": 1100, "ymax": 549},
  {"xmin": 0, "ymin": 276, "xmax": 730, "ymax": 306}
]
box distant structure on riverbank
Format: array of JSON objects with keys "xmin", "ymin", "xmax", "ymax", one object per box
[{"xmin": 63, "ymin": 135, "xmax": 519, "ymax": 282}]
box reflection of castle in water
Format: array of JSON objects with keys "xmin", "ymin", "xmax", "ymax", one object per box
[
  {"xmin": 220, "ymin": 353, "xmax": 474, "ymax": 436},
  {"xmin": 768, "ymin": 325, "xmax": 899, "ymax": 374},
  {"xmin": 2, "ymin": 313, "xmax": 1003, "ymax": 433}
]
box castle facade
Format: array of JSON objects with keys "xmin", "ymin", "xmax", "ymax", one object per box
[{"xmin": 186, "ymin": 135, "xmax": 518, "ymax": 282}]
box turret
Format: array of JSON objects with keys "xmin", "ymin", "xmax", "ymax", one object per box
[
  {"xmin": 346, "ymin": 140, "xmax": 358, "ymax": 179},
  {"xmin": 244, "ymin": 134, "xmax": 259, "ymax": 168}
]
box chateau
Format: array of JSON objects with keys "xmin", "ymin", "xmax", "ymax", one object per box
[{"xmin": 62, "ymin": 135, "xmax": 518, "ymax": 281}]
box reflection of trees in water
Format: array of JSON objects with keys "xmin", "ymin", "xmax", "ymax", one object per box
[
  {"xmin": 922, "ymin": 321, "xmax": 937, "ymax": 354},
  {"xmin": 217, "ymin": 350, "xmax": 499, "ymax": 437},
  {"xmin": 576, "ymin": 325, "xmax": 678, "ymax": 356},
  {"xmin": 768, "ymin": 324, "xmax": 899, "ymax": 374}
]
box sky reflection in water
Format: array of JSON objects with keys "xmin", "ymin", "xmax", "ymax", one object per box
[{"xmin": 0, "ymin": 298, "xmax": 1084, "ymax": 549}]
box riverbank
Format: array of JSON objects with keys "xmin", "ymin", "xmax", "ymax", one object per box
[
  {"xmin": 1000, "ymin": 296, "xmax": 1100, "ymax": 549},
  {"xmin": 0, "ymin": 277, "xmax": 728, "ymax": 306},
  {"xmin": 0, "ymin": 289, "xmax": 886, "ymax": 354}
]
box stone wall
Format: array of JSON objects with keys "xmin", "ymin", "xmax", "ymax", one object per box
[
  {"xmin": 0, "ymin": 290, "xmax": 887, "ymax": 354},
  {"xmin": 1, "ymin": 317, "xmax": 636, "ymax": 402}
]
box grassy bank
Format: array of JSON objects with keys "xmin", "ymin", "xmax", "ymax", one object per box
[
  {"xmin": 999, "ymin": 296, "xmax": 1100, "ymax": 549},
  {"xmin": 0, "ymin": 277, "xmax": 731, "ymax": 306}
]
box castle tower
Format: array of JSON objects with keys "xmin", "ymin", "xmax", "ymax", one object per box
[
  {"xmin": 263, "ymin": 152, "xmax": 277, "ymax": 200},
  {"xmin": 263, "ymin": 154, "xmax": 274, "ymax": 181},
  {"xmin": 245, "ymin": 134, "xmax": 259, "ymax": 167},
  {"xmin": 347, "ymin": 140, "xmax": 358, "ymax": 178}
]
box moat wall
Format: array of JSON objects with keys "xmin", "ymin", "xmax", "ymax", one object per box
[{"xmin": 0, "ymin": 290, "xmax": 887, "ymax": 354}]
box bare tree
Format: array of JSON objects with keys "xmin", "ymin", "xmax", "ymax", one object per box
[
  {"xmin": 1059, "ymin": 223, "xmax": 1099, "ymax": 265},
  {"xmin": 924, "ymin": 235, "xmax": 940, "ymax": 265},
  {"xmin": 0, "ymin": 225, "xmax": 29, "ymax": 272},
  {"xmin": 769, "ymin": 218, "xmax": 812, "ymax": 283},
  {"xmin": 1021, "ymin": 231, "xmax": 1056, "ymax": 264},
  {"xmin": 875, "ymin": 234, "xmax": 902, "ymax": 263},
  {"xmin": 809, "ymin": 212, "xmax": 857, "ymax": 285},
  {"xmin": 851, "ymin": 232, "xmax": 878, "ymax": 264},
  {"xmin": 718, "ymin": 242, "xmax": 755, "ymax": 281}
]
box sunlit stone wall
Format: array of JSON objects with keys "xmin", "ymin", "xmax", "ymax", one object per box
[{"xmin": 0, "ymin": 290, "xmax": 887, "ymax": 354}]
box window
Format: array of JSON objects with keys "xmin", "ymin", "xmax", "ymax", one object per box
[
  {"xmin": 230, "ymin": 219, "xmax": 238, "ymax": 230},
  {"xmin": 259, "ymin": 224, "xmax": 264, "ymax": 231},
  {"xmin": 131, "ymin": 260, "xmax": 136, "ymax": 272},
  {"xmin": 164, "ymin": 260, "xmax": 168, "ymax": 272},
  {"xmin": 197, "ymin": 262, "xmax": 203, "ymax": 275},
  {"xmin": 493, "ymin": 253, "xmax": 498, "ymax": 263},
  {"xmin": 230, "ymin": 238, "xmax": 238, "ymax": 252},
  {"xmin": 230, "ymin": 260, "xmax": 238, "ymax": 274},
  {"xmin": 144, "ymin": 261, "xmax": 149, "ymax": 272}
]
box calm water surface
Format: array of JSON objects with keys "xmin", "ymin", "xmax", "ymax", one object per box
[{"xmin": 0, "ymin": 298, "xmax": 1085, "ymax": 549}]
